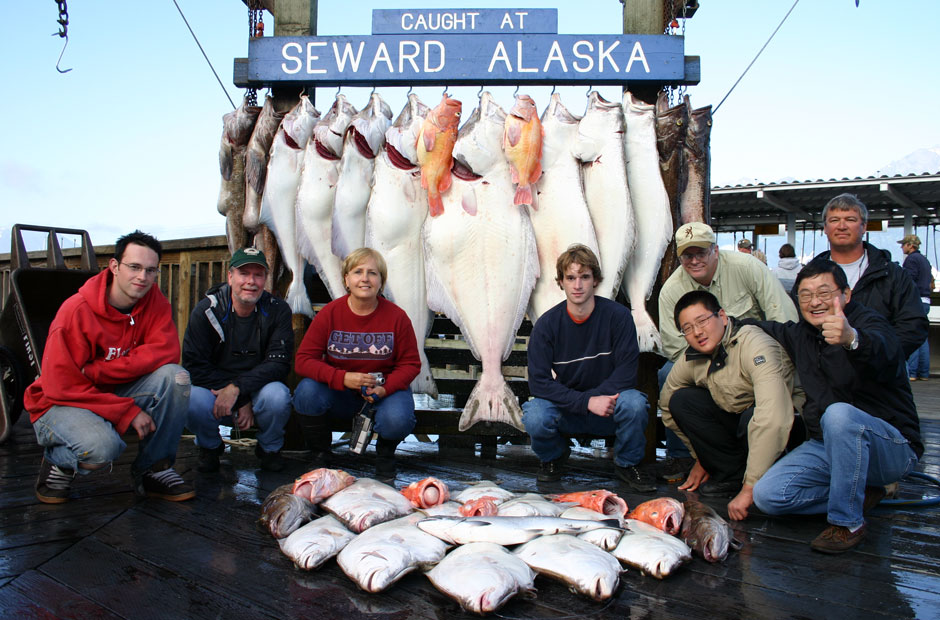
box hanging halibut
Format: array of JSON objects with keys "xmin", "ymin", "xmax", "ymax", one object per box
[
  {"xmin": 528, "ymin": 93, "xmax": 599, "ymax": 324},
  {"xmin": 364, "ymin": 94, "xmax": 439, "ymax": 398},
  {"xmin": 621, "ymin": 92, "xmax": 673, "ymax": 353},
  {"xmin": 217, "ymin": 98, "xmax": 261, "ymax": 254},
  {"xmin": 331, "ymin": 92, "xmax": 393, "ymax": 260},
  {"xmin": 573, "ymin": 91, "xmax": 636, "ymax": 301},
  {"xmin": 423, "ymin": 92, "xmax": 539, "ymax": 431},
  {"xmin": 503, "ymin": 94, "xmax": 543, "ymax": 207},
  {"xmin": 678, "ymin": 95, "xmax": 713, "ymax": 224},
  {"xmin": 244, "ymin": 96, "xmax": 286, "ymax": 231},
  {"xmin": 258, "ymin": 95, "xmax": 320, "ymax": 316},
  {"xmin": 295, "ymin": 94, "xmax": 358, "ymax": 300}
]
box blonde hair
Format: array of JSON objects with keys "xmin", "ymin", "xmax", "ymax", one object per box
[
  {"xmin": 342, "ymin": 248, "xmax": 388, "ymax": 295},
  {"xmin": 555, "ymin": 243, "xmax": 603, "ymax": 285}
]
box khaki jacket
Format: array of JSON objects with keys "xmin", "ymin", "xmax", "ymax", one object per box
[{"xmin": 660, "ymin": 320, "xmax": 805, "ymax": 486}]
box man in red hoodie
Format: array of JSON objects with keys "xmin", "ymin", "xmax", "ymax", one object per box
[{"xmin": 25, "ymin": 231, "xmax": 194, "ymax": 503}]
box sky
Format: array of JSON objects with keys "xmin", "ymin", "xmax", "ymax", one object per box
[{"xmin": 2, "ymin": 1, "xmax": 939, "ymax": 271}]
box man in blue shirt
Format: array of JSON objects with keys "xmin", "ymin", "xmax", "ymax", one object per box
[
  {"xmin": 898, "ymin": 234, "xmax": 932, "ymax": 380},
  {"xmin": 523, "ymin": 244, "xmax": 653, "ymax": 492}
]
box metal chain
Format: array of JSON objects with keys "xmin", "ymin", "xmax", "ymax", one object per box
[
  {"xmin": 246, "ymin": 1, "xmax": 264, "ymax": 106},
  {"xmin": 53, "ymin": 0, "xmax": 72, "ymax": 73}
]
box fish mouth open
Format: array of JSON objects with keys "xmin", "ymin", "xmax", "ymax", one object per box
[{"xmin": 314, "ymin": 138, "xmax": 340, "ymax": 161}]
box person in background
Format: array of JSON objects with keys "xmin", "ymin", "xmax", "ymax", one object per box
[
  {"xmin": 898, "ymin": 234, "xmax": 932, "ymax": 381},
  {"xmin": 26, "ymin": 231, "xmax": 194, "ymax": 504},
  {"xmin": 737, "ymin": 238, "xmax": 767, "ymax": 265},
  {"xmin": 806, "ymin": 193, "xmax": 926, "ymax": 358},
  {"xmin": 775, "ymin": 243, "xmax": 802, "ymax": 293},
  {"xmin": 657, "ymin": 223, "xmax": 798, "ymax": 483},
  {"xmin": 182, "ymin": 247, "xmax": 293, "ymax": 473},
  {"xmin": 524, "ymin": 244, "xmax": 653, "ymax": 491},
  {"xmin": 293, "ymin": 247, "xmax": 420, "ymax": 479}
]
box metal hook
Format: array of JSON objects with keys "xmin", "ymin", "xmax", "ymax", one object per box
[
  {"xmin": 586, "ymin": 84, "xmax": 592, "ymax": 97},
  {"xmin": 550, "ymin": 84, "xmax": 556, "ymax": 95},
  {"xmin": 513, "ymin": 85, "xmax": 520, "ymax": 97},
  {"xmin": 407, "ymin": 85, "xmax": 413, "ymax": 95},
  {"xmin": 54, "ymin": 33, "xmax": 72, "ymax": 74},
  {"xmin": 336, "ymin": 84, "xmax": 342, "ymax": 95},
  {"xmin": 370, "ymin": 85, "xmax": 376, "ymax": 96},
  {"xmin": 477, "ymin": 85, "xmax": 484, "ymax": 99},
  {"xmin": 442, "ymin": 85, "xmax": 449, "ymax": 96}
]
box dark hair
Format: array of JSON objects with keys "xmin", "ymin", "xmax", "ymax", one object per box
[
  {"xmin": 674, "ymin": 290, "xmax": 722, "ymax": 329},
  {"xmin": 555, "ymin": 243, "xmax": 603, "ymax": 285},
  {"xmin": 794, "ymin": 259, "xmax": 849, "ymax": 293},
  {"xmin": 115, "ymin": 230, "xmax": 162, "ymax": 262},
  {"xmin": 822, "ymin": 193, "xmax": 868, "ymax": 225},
  {"xmin": 779, "ymin": 243, "xmax": 796, "ymax": 258}
]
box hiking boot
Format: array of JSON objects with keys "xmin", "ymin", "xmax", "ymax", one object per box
[
  {"xmin": 699, "ymin": 479, "xmax": 743, "ymax": 498},
  {"xmin": 863, "ymin": 485, "xmax": 887, "ymax": 514},
  {"xmin": 375, "ymin": 438, "xmax": 399, "ymax": 480},
  {"xmin": 197, "ymin": 444, "xmax": 225, "ymax": 473},
  {"xmin": 255, "ymin": 445, "xmax": 285, "ymax": 472},
  {"xmin": 657, "ymin": 456, "xmax": 695, "ymax": 483},
  {"xmin": 36, "ymin": 458, "xmax": 75, "ymax": 504},
  {"xmin": 537, "ymin": 447, "xmax": 570, "ymax": 483},
  {"xmin": 616, "ymin": 464, "xmax": 657, "ymax": 493},
  {"xmin": 810, "ymin": 523, "xmax": 867, "ymax": 554},
  {"xmin": 137, "ymin": 460, "xmax": 195, "ymax": 501},
  {"xmin": 299, "ymin": 415, "xmax": 333, "ymax": 465}
]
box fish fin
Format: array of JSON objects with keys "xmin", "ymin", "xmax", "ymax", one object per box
[
  {"xmin": 600, "ymin": 518, "xmax": 623, "ymax": 530},
  {"xmin": 219, "ymin": 143, "xmax": 235, "ymax": 182},
  {"xmin": 286, "ymin": 273, "xmax": 314, "ymax": 317},
  {"xmin": 530, "ymin": 161, "xmax": 542, "ymax": 184},
  {"xmin": 245, "ymin": 150, "xmax": 268, "ymax": 196},
  {"xmin": 513, "ymin": 185, "xmax": 532, "ymax": 206},
  {"xmin": 461, "ymin": 190, "xmax": 477, "ymax": 216},
  {"xmin": 631, "ymin": 308, "xmax": 663, "ymax": 354},
  {"xmin": 423, "ymin": 129, "xmax": 436, "ymax": 153},
  {"xmin": 458, "ymin": 373, "xmax": 524, "ymax": 432},
  {"xmin": 505, "ymin": 122, "xmax": 522, "ymax": 147},
  {"xmin": 438, "ymin": 170, "xmax": 453, "ymax": 195},
  {"xmin": 510, "ymin": 166, "xmax": 520, "ymax": 185},
  {"xmin": 501, "ymin": 210, "xmax": 539, "ymax": 361},
  {"xmin": 427, "ymin": 193, "xmax": 445, "ymax": 217}
]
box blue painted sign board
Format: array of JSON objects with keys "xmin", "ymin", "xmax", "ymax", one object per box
[
  {"xmin": 372, "ymin": 9, "xmax": 558, "ymax": 34},
  {"xmin": 247, "ymin": 34, "xmax": 686, "ymax": 86}
]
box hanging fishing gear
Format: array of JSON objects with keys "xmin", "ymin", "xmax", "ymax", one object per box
[
  {"xmin": 246, "ymin": 0, "xmax": 265, "ymax": 106},
  {"xmin": 53, "ymin": 0, "xmax": 72, "ymax": 73}
]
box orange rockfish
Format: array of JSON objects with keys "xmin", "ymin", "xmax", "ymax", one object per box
[
  {"xmin": 503, "ymin": 94, "xmax": 543, "ymax": 207},
  {"xmin": 401, "ymin": 476, "xmax": 450, "ymax": 509},
  {"xmin": 416, "ymin": 95, "xmax": 461, "ymax": 216},
  {"xmin": 547, "ymin": 489, "xmax": 628, "ymax": 517},
  {"xmin": 291, "ymin": 467, "xmax": 355, "ymax": 504},
  {"xmin": 628, "ymin": 497, "xmax": 684, "ymax": 536}
]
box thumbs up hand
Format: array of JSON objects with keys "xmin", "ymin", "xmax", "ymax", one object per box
[{"xmin": 821, "ymin": 295, "xmax": 854, "ymax": 346}]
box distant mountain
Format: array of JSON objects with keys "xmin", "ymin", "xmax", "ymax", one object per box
[{"xmin": 876, "ymin": 146, "xmax": 940, "ymax": 177}]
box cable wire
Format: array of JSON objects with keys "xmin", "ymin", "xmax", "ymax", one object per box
[
  {"xmin": 714, "ymin": 0, "xmax": 800, "ymax": 114},
  {"xmin": 170, "ymin": 0, "xmax": 236, "ymax": 109}
]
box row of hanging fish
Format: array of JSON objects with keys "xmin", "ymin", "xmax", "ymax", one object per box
[
  {"xmin": 215, "ymin": 89, "xmax": 712, "ymax": 430},
  {"xmin": 260, "ymin": 470, "xmax": 739, "ymax": 615}
]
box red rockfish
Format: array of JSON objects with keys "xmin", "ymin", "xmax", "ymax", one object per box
[
  {"xmin": 416, "ymin": 95, "xmax": 462, "ymax": 216},
  {"xmin": 503, "ymin": 94, "xmax": 543, "ymax": 207}
]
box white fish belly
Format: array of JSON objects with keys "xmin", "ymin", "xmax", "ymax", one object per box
[
  {"xmin": 612, "ymin": 519, "xmax": 692, "ymax": 579},
  {"xmin": 331, "ymin": 142, "xmax": 375, "ymax": 260},
  {"xmin": 364, "ymin": 152, "xmax": 438, "ymax": 398},
  {"xmin": 320, "ymin": 478, "xmax": 414, "ymax": 533},
  {"xmin": 497, "ymin": 493, "xmax": 568, "ymax": 517},
  {"xmin": 513, "ymin": 534, "xmax": 621, "ymax": 601},
  {"xmin": 277, "ymin": 514, "xmax": 355, "ymax": 570},
  {"xmin": 295, "ymin": 144, "xmax": 346, "ymax": 300},
  {"xmin": 453, "ymin": 481, "xmax": 516, "ymax": 505},
  {"xmin": 426, "ymin": 542, "xmax": 536, "ymax": 614}
]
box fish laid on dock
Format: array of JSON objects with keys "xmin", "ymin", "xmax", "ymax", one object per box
[
  {"xmin": 453, "ymin": 480, "xmax": 516, "ymax": 505},
  {"xmin": 548, "ymin": 489, "xmax": 628, "ymax": 517},
  {"xmin": 416, "ymin": 514, "xmax": 620, "ymax": 546},
  {"xmin": 497, "ymin": 492, "xmax": 570, "ymax": 517},
  {"xmin": 291, "ymin": 468, "xmax": 356, "ymax": 504},
  {"xmin": 425, "ymin": 542, "xmax": 537, "ymax": 614},
  {"xmin": 611, "ymin": 518, "xmax": 692, "ymax": 579},
  {"xmin": 400, "ymin": 476, "xmax": 450, "ymax": 509},
  {"xmin": 321, "ymin": 478, "xmax": 415, "ymax": 533},
  {"xmin": 259, "ymin": 483, "xmax": 317, "ymax": 539},
  {"xmin": 277, "ymin": 514, "xmax": 355, "ymax": 570},
  {"xmin": 628, "ymin": 497, "xmax": 685, "ymax": 536},
  {"xmin": 681, "ymin": 499, "xmax": 739, "ymax": 563},
  {"xmin": 514, "ymin": 534, "xmax": 622, "ymax": 601}
]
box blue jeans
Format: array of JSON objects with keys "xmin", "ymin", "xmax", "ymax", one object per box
[
  {"xmin": 33, "ymin": 364, "xmax": 191, "ymax": 476},
  {"xmin": 907, "ymin": 302, "xmax": 930, "ymax": 379},
  {"xmin": 752, "ymin": 402, "xmax": 917, "ymax": 529},
  {"xmin": 658, "ymin": 360, "xmax": 691, "ymax": 459},
  {"xmin": 187, "ymin": 382, "xmax": 292, "ymax": 453},
  {"xmin": 522, "ymin": 389, "xmax": 649, "ymax": 467},
  {"xmin": 293, "ymin": 378, "xmax": 416, "ymax": 441}
]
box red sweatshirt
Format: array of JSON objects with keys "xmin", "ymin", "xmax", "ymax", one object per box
[
  {"xmin": 295, "ymin": 295, "xmax": 420, "ymax": 396},
  {"xmin": 24, "ymin": 269, "xmax": 181, "ymax": 434}
]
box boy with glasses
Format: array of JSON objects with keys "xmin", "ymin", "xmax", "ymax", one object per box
[{"xmin": 26, "ymin": 231, "xmax": 194, "ymax": 503}]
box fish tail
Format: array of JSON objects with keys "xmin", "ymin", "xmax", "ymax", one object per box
[
  {"xmin": 286, "ymin": 277, "xmax": 314, "ymax": 317},
  {"xmin": 514, "ymin": 184, "xmax": 533, "ymax": 206},
  {"xmin": 458, "ymin": 373, "xmax": 523, "ymax": 431}
]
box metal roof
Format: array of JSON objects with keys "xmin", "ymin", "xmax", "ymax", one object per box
[{"xmin": 710, "ymin": 171, "xmax": 940, "ymax": 233}]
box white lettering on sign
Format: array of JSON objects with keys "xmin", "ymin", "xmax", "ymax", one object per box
[
  {"xmin": 516, "ymin": 41, "xmax": 538, "ymax": 73},
  {"xmin": 399, "ymin": 40, "xmax": 420, "ymax": 73},
  {"xmin": 543, "ymin": 41, "xmax": 568, "ymax": 72},
  {"xmin": 626, "ymin": 41, "xmax": 650, "ymax": 73},
  {"xmin": 333, "ymin": 41, "xmax": 365, "ymax": 72},
  {"xmin": 425, "ymin": 41, "xmax": 445, "ymax": 72},
  {"xmin": 401, "ymin": 11, "xmax": 480, "ymax": 32},
  {"xmin": 499, "ymin": 11, "xmax": 529, "ymax": 30},
  {"xmin": 307, "ymin": 42, "xmax": 327, "ymax": 74},
  {"xmin": 598, "ymin": 40, "xmax": 620, "ymax": 72},
  {"xmin": 370, "ymin": 42, "xmax": 394, "ymax": 73},
  {"xmin": 488, "ymin": 41, "xmax": 512, "ymax": 72},
  {"xmin": 281, "ymin": 42, "xmax": 302, "ymax": 74},
  {"xmin": 572, "ymin": 41, "xmax": 594, "ymax": 72}
]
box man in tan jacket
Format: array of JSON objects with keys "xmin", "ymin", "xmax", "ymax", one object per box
[{"xmin": 660, "ymin": 290, "xmax": 804, "ymax": 520}]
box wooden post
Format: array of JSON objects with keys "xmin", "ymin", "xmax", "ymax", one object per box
[
  {"xmin": 623, "ymin": 0, "xmax": 665, "ymax": 106},
  {"xmin": 177, "ymin": 250, "xmax": 193, "ymax": 344}
]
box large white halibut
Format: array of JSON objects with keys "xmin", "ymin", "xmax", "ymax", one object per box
[
  {"xmin": 573, "ymin": 92, "xmax": 635, "ymax": 301},
  {"xmin": 621, "ymin": 92, "xmax": 673, "ymax": 353},
  {"xmin": 364, "ymin": 94, "xmax": 439, "ymax": 397},
  {"xmin": 423, "ymin": 92, "xmax": 539, "ymax": 431},
  {"xmin": 258, "ymin": 95, "xmax": 320, "ymax": 316}
]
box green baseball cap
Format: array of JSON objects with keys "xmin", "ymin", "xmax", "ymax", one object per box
[{"xmin": 230, "ymin": 247, "xmax": 268, "ymax": 270}]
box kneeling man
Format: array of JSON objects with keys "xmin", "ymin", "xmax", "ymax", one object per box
[
  {"xmin": 660, "ymin": 290, "xmax": 803, "ymax": 520},
  {"xmin": 751, "ymin": 260, "xmax": 922, "ymax": 553}
]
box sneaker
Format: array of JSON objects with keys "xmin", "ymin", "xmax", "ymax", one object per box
[
  {"xmin": 197, "ymin": 444, "xmax": 225, "ymax": 473},
  {"xmin": 616, "ymin": 464, "xmax": 657, "ymax": 493},
  {"xmin": 810, "ymin": 523, "xmax": 866, "ymax": 554},
  {"xmin": 657, "ymin": 456, "xmax": 695, "ymax": 483},
  {"xmin": 255, "ymin": 445, "xmax": 285, "ymax": 472},
  {"xmin": 537, "ymin": 448, "xmax": 570, "ymax": 483},
  {"xmin": 36, "ymin": 458, "xmax": 75, "ymax": 504},
  {"xmin": 699, "ymin": 479, "xmax": 743, "ymax": 498},
  {"xmin": 137, "ymin": 462, "xmax": 195, "ymax": 501},
  {"xmin": 862, "ymin": 485, "xmax": 887, "ymax": 514}
]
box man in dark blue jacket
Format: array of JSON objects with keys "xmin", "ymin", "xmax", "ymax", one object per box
[
  {"xmin": 751, "ymin": 260, "xmax": 922, "ymax": 554},
  {"xmin": 898, "ymin": 234, "xmax": 932, "ymax": 380},
  {"xmin": 182, "ymin": 248, "xmax": 293, "ymax": 473},
  {"xmin": 523, "ymin": 244, "xmax": 652, "ymax": 492}
]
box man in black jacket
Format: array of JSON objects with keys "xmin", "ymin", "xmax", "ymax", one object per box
[
  {"xmin": 182, "ymin": 248, "xmax": 293, "ymax": 472},
  {"xmin": 898, "ymin": 234, "xmax": 932, "ymax": 380},
  {"xmin": 751, "ymin": 260, "xmax": 922, "ymax": 554},
  {"xmin": 806, "ymin": 193, "xmax": 927, "ymax": 357}
]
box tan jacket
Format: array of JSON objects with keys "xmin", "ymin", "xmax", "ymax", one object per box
[{"xmin": 660, "ymin": 321, "xmax": 805, "ymax": 486}]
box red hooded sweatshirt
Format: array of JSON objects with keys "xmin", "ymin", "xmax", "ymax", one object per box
[{"xmin": 24, "ymin": 269, "xmax": 181, "ymax": 435}]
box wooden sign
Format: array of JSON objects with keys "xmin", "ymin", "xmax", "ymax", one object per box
[{"xmin": 372, "ymin": 9, "xmax": 558, "ymax": 34}]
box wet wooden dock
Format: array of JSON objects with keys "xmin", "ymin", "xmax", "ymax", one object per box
[{"xmin": 1, "ymin": 383, "xmax": 939, "ymax": 619}]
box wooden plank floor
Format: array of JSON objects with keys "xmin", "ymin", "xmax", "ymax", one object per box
[{"xmin": 1, "ymin": 382, "xmax": 939, "ymax": 619}]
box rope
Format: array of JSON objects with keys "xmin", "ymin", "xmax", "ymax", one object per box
[
  {"xmin": 882, "ymin": 471, "xmax": 940, "ymax": 507},
  {"xmin": 169, "ymin": 0, "xmax": 236, "ymax": 109}
]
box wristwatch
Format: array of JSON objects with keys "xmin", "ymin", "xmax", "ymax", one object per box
[{"xmin": 843, "ymin": 328, "xmax": 859, "ymax": 351}]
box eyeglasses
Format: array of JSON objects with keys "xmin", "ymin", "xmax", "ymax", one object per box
[
  {"xmin": 120, "ymin": 262, "xmax": 160, "ymax": 278},
  {"xmin": 797, "ymin": 288, "xmax": 836, "ymax": 304},
  {"xmin": 679, "ymin": 248, "xmax": 713, "ymax": 264},
  {"xmin": 679, "ymin": 312, "xmax": 719, "ymax": 335}
]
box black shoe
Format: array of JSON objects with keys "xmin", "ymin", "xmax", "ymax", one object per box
[
  {"xmin": 36, "ymin": 458, "xmax": 75, "ymax": 504},
  {"xmin": 375, "ymin": 438, "xmax": 399, "ymax": 480},
  {"xmin": 136, "ymin": 459, "xmax": 195, "ymax": 501},
  {"xmin": 537, "ymin": 448, "xmax": 570, "ymax": 483},
  {"xmin": 255, "ymin": 445, "xmax": 285, "ymax": 472},
  {"xmin": 197, "ymin": 444, "xmax": 224, "ymax": 473},
  {"xmin": 811, "ymin": 523, "xmax": 867, "ymax": 554},
  {"xmin": 616, "ymin": 464, "xmax": 656, "ymax": 493},
  {"xmin": 699, "ymin": 479, "xmax": 742, "ymax": 498},
  {"xmin": 863, "ymin": 485, "xmax": 887, "ymax": 514},
  {"xmin": 657, "ymin": 456, "xmax": 695, "ymax": 483}
]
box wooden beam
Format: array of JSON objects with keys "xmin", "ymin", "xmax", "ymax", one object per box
[
  {"xmin": 756, "ymin": 189, "xmax": 811, "ymax": 220},
  {"xmin": 880, "ymin": 182, "xmax": 928, "ymax": 217}
]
